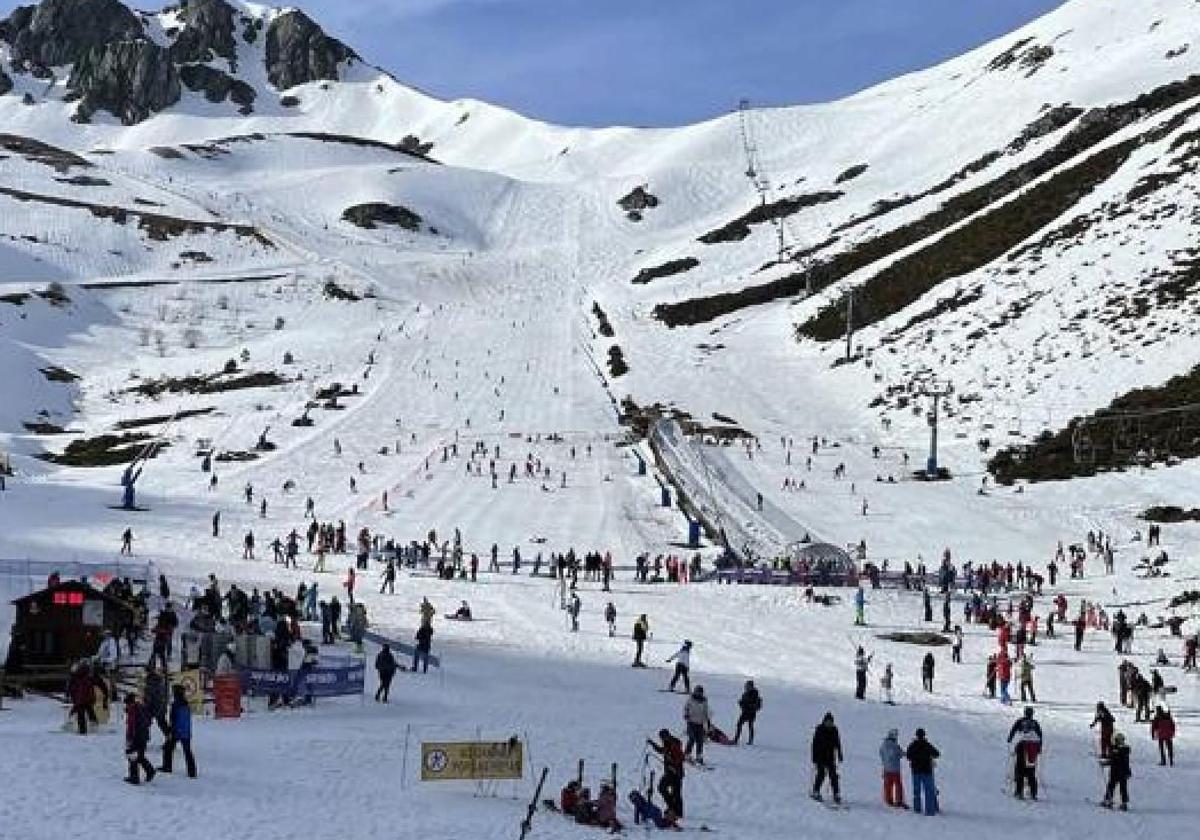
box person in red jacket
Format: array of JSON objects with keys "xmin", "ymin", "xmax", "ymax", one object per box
[
  {"xmin": 1151, "ymin": 706, "xmax": 1176, "ymax": 766},
  {"xmin": 67, "ymin": 661, "xmax": 100, "ymax": 735},
  {"xmin": 996, "ymin": 651, "xmax": 1013, "ymax": 705}
]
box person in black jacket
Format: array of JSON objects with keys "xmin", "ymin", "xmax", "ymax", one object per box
[
  {"xmin": 810, "ymin": 712, "xmax": 843, "ymax": 804},
  {"xmin": 1100, "ymin": 732, "xmax": 1131, "ymax": 810},
  {"xmin": 733, "ymin": 680, "xmax": 762, "ymax": 745},
  {"xmin": 905, "ymin": 728, "xmax": 941, "ymax": 815},
  {"xmin": 414, "ymin": 623, "xmax": 433, "ymax": 673},
  {"xmin": 375, "ymin": 644, "xmax": 398, "ymax": 702},
  {"xmin": 1007, "ymin": 707, "xmax": 1043, "ymax": 800},
  {"xmin": 922, "ymin": 653, "xmax": 935, "ymax": 692}
]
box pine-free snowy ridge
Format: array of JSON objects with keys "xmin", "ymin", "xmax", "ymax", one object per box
[{"xmin": 1, "ymin": 0, "xmax": 1200, "ymax": 838}]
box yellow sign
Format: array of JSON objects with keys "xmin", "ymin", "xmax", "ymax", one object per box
[{"xmin": 421, "ymin": 740, "xmax": 524, "ymax": 781}]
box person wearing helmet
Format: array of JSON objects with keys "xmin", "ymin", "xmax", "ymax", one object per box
[
  {"xmin": 1100, "ymin": 732, "xmax": 1131, "ymax": 810},
  {"xmin": 666, "ymin": 640, "xmax": 692, "ymax": 693},
  {"xmin": 734, "ymin": 680, "xmax": 762, "ymax": 745},
  {"xmin": 1007, "ymin": 707, "xmax": 1043, "ymax": 800}
]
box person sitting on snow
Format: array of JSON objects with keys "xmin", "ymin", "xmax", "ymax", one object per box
[
  {"xmin": 628, "ymin": 790, "xmax": 681, "ymax": 830},
  {"xmin": 451, "ymin": 601, "xmax": 473, "ymax": 621}
]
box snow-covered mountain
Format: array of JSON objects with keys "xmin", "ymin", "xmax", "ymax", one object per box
[{"xmin": 4, "ymin": 0, "xmax": 1200, "ymax": 525}]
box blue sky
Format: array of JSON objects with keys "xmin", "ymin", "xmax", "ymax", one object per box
[{"xmin": 0, "ymin": 0, "xmax": 1068, "ymax": 126}]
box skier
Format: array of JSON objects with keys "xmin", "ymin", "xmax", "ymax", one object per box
[
  {"xmin": 1091, "ymin": 701, "xmax": 1115, "ymax": 759},
  {"xmin": 951, "ymin": 626, "xmax": 963, "ymax": 663},
  {"xmin": 733, "ymin": 680, "xmax": 762, "ymax": 745},
  {"xmin": 683, "ymin": 686, "xmax": 711, "ymax": 764},
  {"xmin": 853, "ymin": 586, "xmax": 866, "ymax": 626},
  {"xmin": 211, "ymin": 511, "xmax": 220, "ymax": 538},
  {"xmin": 1007, "ymin": 707, "xmax": 1043, "ymax": 800},
  {"xmin": 380, "ymin": 560, "xmax": 396, "ymax": 595},
  {"xmin": 997, "ymin": 650, "xmax": 1013, "ymax": 704},
  {"xmin": 905, "ymin": 728, "xmax": 940, "ymax": 816},
  {"xmin": 374, "ymin": 644, "xmax": 397, "ymax": 703},
  {"xmin": 854, "ymin": 646, "xmax": 872, "ymax": 700},
  {"xmin": 921, "ymin": 652, "xmax": 935, "ymax": 692},
  {"xmin": 810, "ymin": 712, "xmax": 843, "ymax": 804},
  {"xmin": 647, "ymin": 728, "xmax": 686, "ymax": 818},
  {"xmin": 159, "ymin": 684, "xmax": 196, "ymax": 778},
  {"xmin": 1099, "ymin": 732, "xmax": 1131, "ymax": 810},
  {"xmin": 242, "ymin": 530, "xmax": 254, "ymax": 560},
  {"xmin": 604, "ymin": 602, "xmax": 617, "ymax": 637},
  {"xmin": 666, "ymin": 640, "xmax": 692, "ymax": 693},
  {"xmin": 120, "ymin": 528, "xmax": 133, "ymax": 555},
  {"xmin": 632, "ymin": 614, "xmax": 649, "ymax": 668}
]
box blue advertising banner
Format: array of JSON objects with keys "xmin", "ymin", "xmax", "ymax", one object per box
[{"xmin": 239, "ymin": 663, "xmax": 365, "ymax": 698}]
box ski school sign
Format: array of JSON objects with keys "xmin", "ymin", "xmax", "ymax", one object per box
[
  {"xmin": 238, "ymin": 663, "xmax": 365, "ymax": 698},
  {"xmin": 420, "ymin": 739, "xmax": 524, "ymax": 781}
]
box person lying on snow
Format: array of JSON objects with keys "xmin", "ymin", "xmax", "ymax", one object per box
[{"xmin": 629, "ymin": 789, "xmax": 681, "ymax": 830}]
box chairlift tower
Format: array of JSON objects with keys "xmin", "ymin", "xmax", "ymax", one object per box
[{"xmin": 918, "ymin": 380, "xmax": 953, "ymax": 477}]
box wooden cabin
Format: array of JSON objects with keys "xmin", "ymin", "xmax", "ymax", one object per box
[{"xmin": 6, "ymin": 581, "xmax": 134, "ymax": 673}]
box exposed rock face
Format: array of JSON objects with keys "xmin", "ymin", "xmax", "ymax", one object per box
[
  {"xmin": 170, "ymin": 0, "xmax": 237, "ymax": 65},
  {"xmin": 68, "ymin": 40, "xmax": 181, "ymax": 125},
  {"xmin": 265, "ymin": 9, "xmax": 357, "ymax": 91},
  {"xmin": 179, "ymin": 63, "xmax": 254, "ymax": 113},
  {"xmin": 0, "ymin": 67, "xmax": 12, "ymax": 96},
  {"xmin": 342, "ymin": 203, "xmax": 422, "ymax": 231},
  {"xmin": 0, "ymin": 0, "xmax": 142, "ymax": 68}
]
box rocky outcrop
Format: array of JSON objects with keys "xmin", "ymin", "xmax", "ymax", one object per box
[
  {"xmin": 170, "ymin": 0, "xmax": 237, "ymax": 65},
  {"xmin": 265, "ymin": 10, "xmax": 357, "ymax": 91},
  {"xmin": 67, "ymin": 40, "xmax": 181, "ymax": 125},
  {"xmin": 0, "ymin": 66, "xmax": 12, "ymax": 96},
  {"xmin": 179, "ymin": 63, "xmax": 254, "ymax": 113},
  {"xmin": 342, "ymin": 203, "xmax": 422, "ymax": 231},
  {"xmin": 0, "ymin": 0, "xmax": 143, "ymax": 68}
]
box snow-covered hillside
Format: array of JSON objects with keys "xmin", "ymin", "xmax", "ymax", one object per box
[{"xmin": 3, "ymin": 1, "xmax": 1200, "ymax": 838}]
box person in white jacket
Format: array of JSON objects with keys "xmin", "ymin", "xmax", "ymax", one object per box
[
  {"xmin": 667, "ymin": 640, "xmax": 693, "ymax": 693},
  {"xmin": 96, "ymin": 630, "xmax": 120, "ymax": 673},
  {"xmin": 683, "ymin": 685, "xmax": 711, "ymax": 764}
]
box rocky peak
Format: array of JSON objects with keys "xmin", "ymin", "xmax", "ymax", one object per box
[
  {"xmin": 0, "ymin": 0, "xmax": 143, "ymax": 68},
  {"xmin": 67, "ymin": 39, "xmax": 180, "ymax": 125},
  {"xmin": 169, "ymin": 0, "xmax": 238, "ymax": 66},
  {"xmin": 265, "ymin": 9, "xmax": 358, "ymax": 91}
]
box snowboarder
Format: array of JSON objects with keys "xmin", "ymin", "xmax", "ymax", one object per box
[
  {"xmin": 733, "ymin": 680, "xmax": 762, "ymax": 745},
  {"xmin": 810, "ymin": 712, "xmax": 843, "ymax": 804},
  {"xmin": 666, "ymin": 640, "xmax": 692, "ymax": 693},
  {"xmin": 1007, "ymin": 707, "xmax": 1043, "ymax": 800},
  {"xmin": 374, "ymin": 644, "xmax": 397, "ymax": 702},
  {"xmin": 683, "ymin": 686, "xmax": 711, "ymax": 763},
  {"xmin": 906, "ymin": 728, "xmax": 940, "ymax": 816},
  {"xmin": 1099, "ymin": 732, "xmax": 1131, "ymax": 810}
]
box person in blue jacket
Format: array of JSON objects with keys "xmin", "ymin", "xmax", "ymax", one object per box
[{"xmin": 160, "ymin": 684, "xmax": 197, "ymax": 778}]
